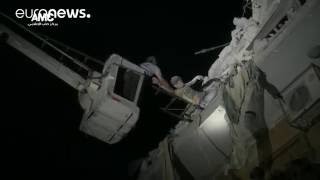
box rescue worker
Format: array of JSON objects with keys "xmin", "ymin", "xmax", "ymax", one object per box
[
  {"xmin": 140, "ymin": 56, "xmax": 173, "ymax": 92},
  {"xmin": 140, "ymin": 56, "xmax": 163, "ymax": 81}
]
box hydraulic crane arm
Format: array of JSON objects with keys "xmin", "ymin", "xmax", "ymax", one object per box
[
  {"xmin": 0, "ymin": 24, "xmax": 86, "ymax": 90},
  {"xmin": 0, "ymin": 13, "xmax": 149, "ymax": 144}
]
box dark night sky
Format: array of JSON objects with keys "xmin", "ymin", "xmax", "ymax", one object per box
[{"xmin": 2, "ymin": 3, "xmax": 244, "ymax": 177}]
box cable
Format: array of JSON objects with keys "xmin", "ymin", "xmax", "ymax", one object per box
[
  {"xmin": 194, "ymin": 42, "xmax": 230, "ymax": 55},
  {"xmin": 37, "ymin": 32, "xmax": 104, "ymax": 66}
]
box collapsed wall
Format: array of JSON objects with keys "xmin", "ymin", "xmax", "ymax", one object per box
[{"xmin": 137, "ymin": 0, "xmax": 320, "ymax": 179}]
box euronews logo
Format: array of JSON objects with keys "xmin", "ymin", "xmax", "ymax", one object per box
[{"xmin": 15, "ymin": 9, "xmax": 91, "ymax": 26}]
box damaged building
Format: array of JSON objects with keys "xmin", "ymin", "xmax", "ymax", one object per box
[
  {"xmin": 136, "ymin": 0, "xmax": 320, "ymax": 179},
  {"xmin": 1, "ymin": 0, "xmax": 320, "ymax": 179}
]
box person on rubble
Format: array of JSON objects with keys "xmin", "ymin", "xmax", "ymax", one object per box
[
  {"xmin": 170, "ymin": 75, "xmax": 205, "ymax": 105},
  {"xmin": 169, "ymin": 75, "xmax": 222, "ymax": 108},
  {"xmin": 140, "ymin": 56, "xmax": 173, "ymax": 92}
]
